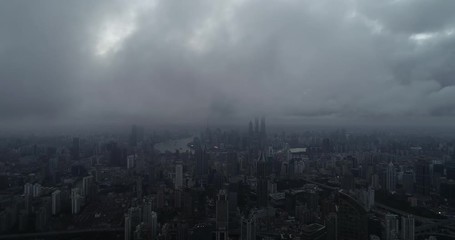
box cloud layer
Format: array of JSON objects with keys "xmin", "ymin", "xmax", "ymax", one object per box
[{"xmin": 1, "ymin": 0, "xmax": 455, "ymax": 129}]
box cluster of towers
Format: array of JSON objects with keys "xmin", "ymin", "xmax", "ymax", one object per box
[{"xmin": 248, "ymin": 117, "xmax": 266, "ymax": 139}]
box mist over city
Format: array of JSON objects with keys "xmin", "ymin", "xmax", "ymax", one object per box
[{"xmin": 1, "ymin": 0, "xmax": 455, "ymax": 240}]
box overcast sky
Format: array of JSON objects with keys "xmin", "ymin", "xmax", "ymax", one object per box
[{"xmin": 1, "ymin": 0, "xmax": 455, "ymax": 130}]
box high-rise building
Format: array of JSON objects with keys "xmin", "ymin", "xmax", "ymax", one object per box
[
  {"xmin": 175, "ymin": 163, "xmax": 183, "ymax": 189},
  {"xmin": 415, "ymin": 159, "xmax": 431, "ymax": 196},
  {"xmin": 385, "ymin": 214, "xmax": 399, "ymax": 240},
  {"xmin": 195, "ymin": 146, "xmax": 208, "ymax": 178},
  {"xmin": 51, "ymin": 190, "xmax": 61, "ymax": 215},
  {"xmin": 127, "ymin": 155, "xmax": 136, "ymax": 169},
  {"xmin": 257, "ymin": 153, "xmax": 269, "ymax": 208},
  {"xmin": 216, "ymin": 190, "xmax": 229, "ymax": 240},
  {"xmin": 71, "ymin": 188, "xmax": 82, "ymax": 215},
  {"xmin": 386, "ymin": 162, "xmax": 396, "ymax": 193},
  {"xmin": 82, "ymin": 175, "xmax": 93, "ymax": 198},
  {"xmin": 241, "ymin": 211, "xmax": 256, "ymax": 240},
  {"xmin": 401, "ymin": 215, "xmax": 415, "ymax": 240},
  {"xmin": 24, "ymin": 183, "xmax": 33, "ymax": 197},
  {"xmin": 337, "ymin": 192, "xmax": 368, "ymax": 240},
  {"xmin": 151, "ymin": 211, "xmax": 158, "ymax": 239},
  {"xmin": 124, "ymin": 214, "xmax": 132, "ymax": 240},
  {"xmin": 32, "ymin": 183, "xmax": 42, "ymax": 197},
  {"xmin": 260, "ymin": 116, "xmax": 266, "ymax": 137}
]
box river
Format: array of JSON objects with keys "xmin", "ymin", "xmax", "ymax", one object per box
[{"xmin": 154, "ymin": 137, "xmax": 194, "ymax": 153}]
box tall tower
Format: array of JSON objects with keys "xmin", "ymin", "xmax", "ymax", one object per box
[
  {"xmin": 124, "ymin": 214, "xmax": 132, "ymax": 240},
  {"xmin": 241, "ymin": 211, "xmax": 256, "ymax": 240},
  {"xmin": 151, "ymin": 211, "xmax": 158, "ymax": 239},
  {"xmin": 216, "ymin": 190, "xmax": 229, "ymax": 240},
  {"xmin": 386, "ymin": 162, "xmax": 396, "ymax": 193},
  {"xmin": 415, "ymin": 159, "xmax": 431, "ymax": 196},
  {"xmin": 401, "ymin": 215, "xmax": 415, "ymax": 240},
  {"xmin": 175, "ymin": 163, "xmax": 183, "ymax": 189},
  {"xmin": 257, "ymin": 152, "xmax": 268, "ymax": 208},
  {"xmin": 51, "ymin": 190, "xmax": 61, "ymax": 215},
  {"xmin": 260, "ymin": 116, "xmax": 266, "ymax": 137},
  {"xmin": 71, "ymin": 188, "xmax": 81, "ymax": 215},
  {"xmin": 254, "ymin": 118, "xmax": 259, "ymax": 135},
  {"xmin": 385, "ymin": 214, "xmax": 399, "ymax": 240},
  {"xmin": 195, "ymin": 146, "xmax": 208, "ymax": 179},
  {"xmin": 248, "ymin": 121, "xmax": 254, "ymax": 136}
]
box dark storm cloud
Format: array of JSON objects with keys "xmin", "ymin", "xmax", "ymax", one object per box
[{"xmin": 1, "ymin": 0, "xmax": 455, "ymax": 129}]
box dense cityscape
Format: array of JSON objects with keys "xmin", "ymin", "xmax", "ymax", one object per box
[
  {"xmin": 0, "ymin": 119, "xmax": 454, "ymax": 240},
  {"xmin": 3, "ymin": 0, "xmax": 455, "ymax": 239}
]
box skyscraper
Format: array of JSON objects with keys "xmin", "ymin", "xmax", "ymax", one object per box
[
  {"xmin": 216, "ymin": 190, "xmax": 229, "ymax": 240},
  {"xmin": 124, "ymin": 214, "xmax": 131, "ymax": 240},
  {"xmin": 82, "ymin": 175, "xmax": 93, "ymax": 198},
  {"xmin": 151, "ymin": 211, "xmax": 158, "ymax": 239},
  {"xmin": 51, "ymin": 190, "xmax": 61, "ymax": 215},
  {"xmin": 385, "ymin": 214, "xmax": 399, "ymax": 240},
  {"xmin": 256, "ymin": 153, "xmax": 268, "ymax": 208},
  {"xmin": 195, "ymin": 146, "xmax": 208, "ymax": 179},
  {"xmin": 415, "ymin": 159, "xmax": 431, "ymax": 196},
  {"xmin": 71, "ymin": 188, "xmax": 81, "ymax": 215},
  {"xmin": 386, "ymin": 162, "xmax": 396, "ymax": 193},
  {"xmin": 127, "ymin": 155, "xmax": 136, "ymax": 169},
  {"xmin": 175, "ymin": 163, "xmax": 183, "ymax": 189},
  {"xmin": 24, "ymin": 183, "xmax": 33, "ymax": 197},
  {"xmin": 241, "ymin": 211, "xmax": 256, "ymax": 240},
  {"xmin": 401, "ymin": 215, "xmax": 415, "ymax": 240}
]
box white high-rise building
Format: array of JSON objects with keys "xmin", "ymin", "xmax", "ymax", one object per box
[
  {"xmin": 24, "ymin": 183, "xmax": 33, "ymax": 196},
  {"xmin": 401, "ymin": 215, "xmax": 415, "ymax": 240},
  {"xmin": 71, "ymin": 188, "xmax": 81, "ymax": 214},
  {"xmin": 127, "ymin": 155, "xmax": 136, "ymax": 169},
  {"xmin": 151, "ymin": 211, "xmax": 158, "ymax": 238},
  {"xmin": 385, "ymin": 214, "xmax": 399, "ymax": 240},
  {"xmin": 51, "ymin": 190, "xmax": 61, "ymax": 215},
  {"xmin": 124, "ymin": 214, "xmax": 132, "ymax": 240},
  {"xmin": 82, "ymin": 175, "xmax": 94, "ymax": 197},
  {"xmin": 175, "ymin": 163, "xmax": 183, "ymax": 189},
  {"xmin": 33, "ymin": 183, "xmax": 42, "ymax": 197},
  {"xmin": 241, "ymin": 211, "xmax": 256, "ymax": 240}
]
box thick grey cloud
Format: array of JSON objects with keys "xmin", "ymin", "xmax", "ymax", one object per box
[{"xmin": 1, "ymin": 0, "xmax": 455, "ymax": 130}]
